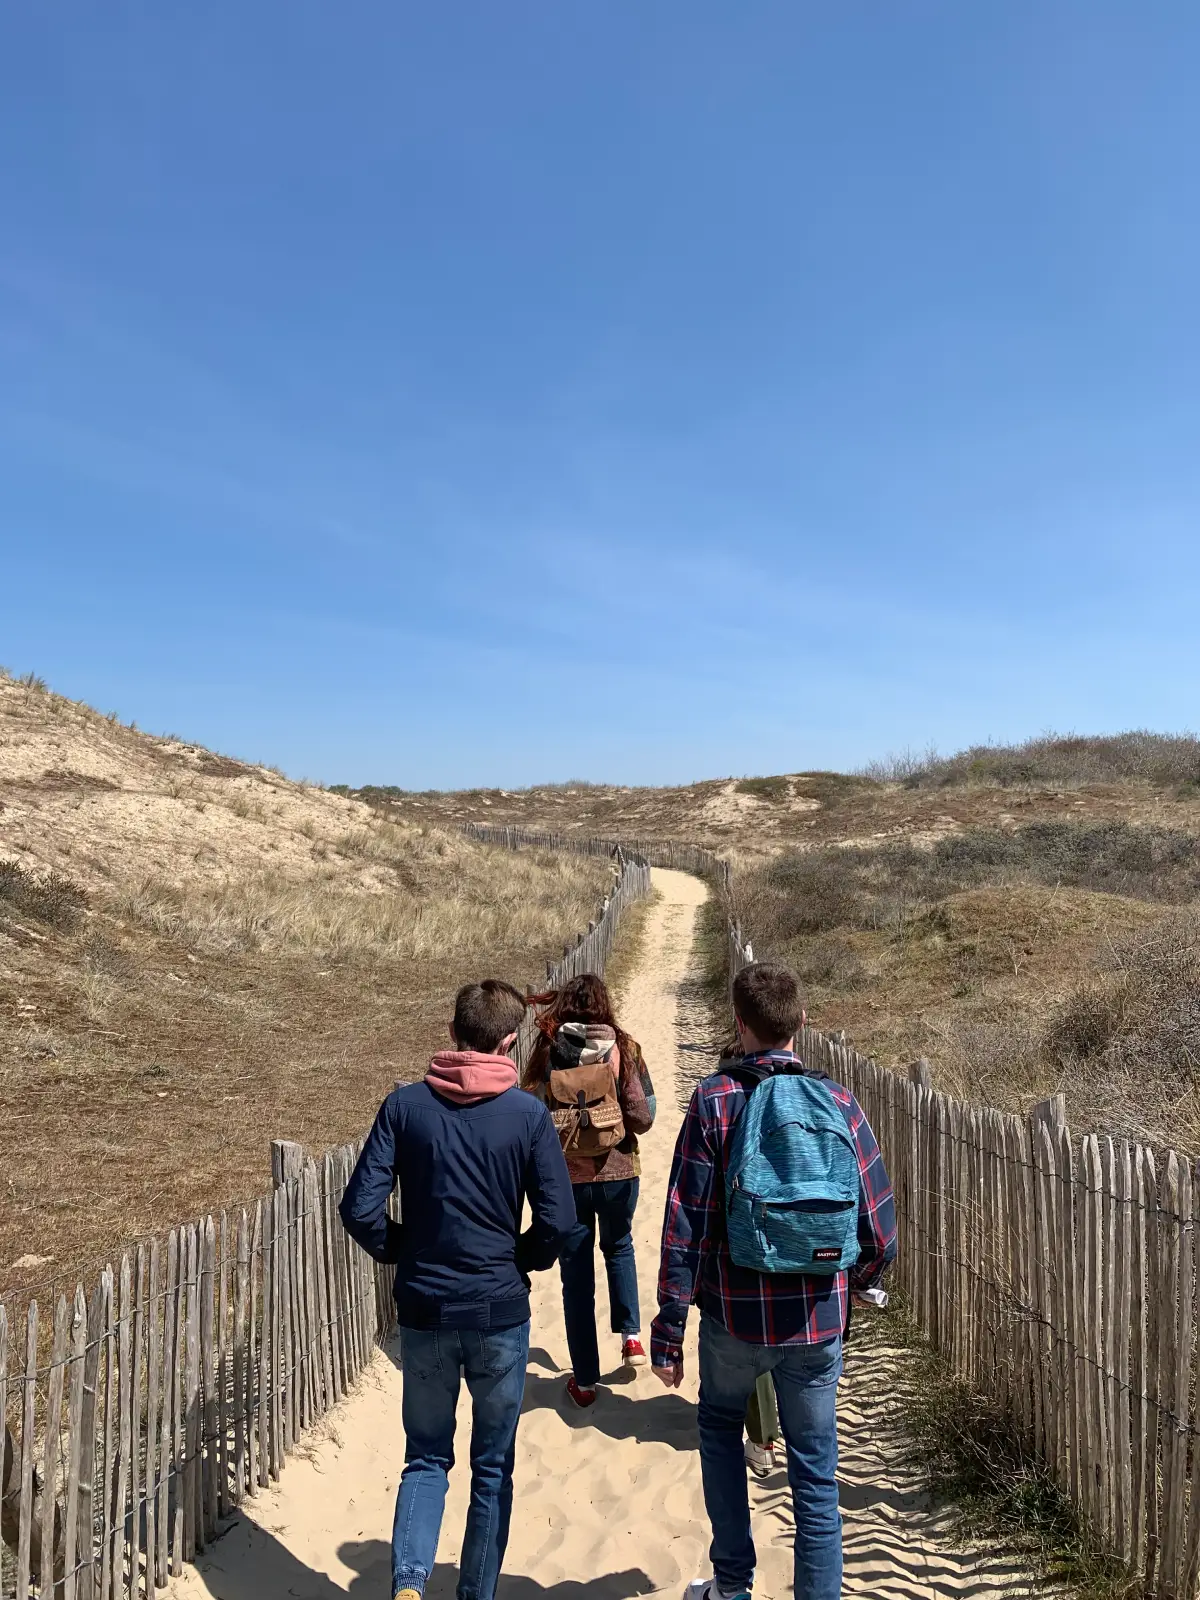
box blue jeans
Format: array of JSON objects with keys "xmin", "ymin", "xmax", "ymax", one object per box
[
  {"xmin": 558, "ymin": 1178, "xmax": 641, "ymax": 1386},
  {"xmin": 392, "ymin": 1322, "xmax": 530, "ymax": 1600},
  {"xmin": 697, "ymin": 1314, "xmax": 843, "ymax": 1600}
]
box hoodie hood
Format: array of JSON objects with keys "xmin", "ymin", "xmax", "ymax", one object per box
[{"xmin": 424, "ymin": 1049, "xmax": 518, "ymax": 1105}]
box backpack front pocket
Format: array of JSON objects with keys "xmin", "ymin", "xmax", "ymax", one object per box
[
  {"xmin": 727, "ymin": 1182, "xmax": 858, "ymax": 1274},
  {"xmin": 547, "ymin": 1064, "xmax": 626, "ymax": 1153}
]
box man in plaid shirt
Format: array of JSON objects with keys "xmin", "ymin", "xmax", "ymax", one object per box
[{"xmin": 651, "ymin": 963, "xmax": 896, "ymax": 1600}]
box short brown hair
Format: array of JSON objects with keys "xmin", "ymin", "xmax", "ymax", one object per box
[
  {"xmin": 453, "ymin": 979, "xmax": 527, "ymax": 1053},
  {"xmin": 732, "ymin": 961, "xmax": 804, "ymax": 1045}
]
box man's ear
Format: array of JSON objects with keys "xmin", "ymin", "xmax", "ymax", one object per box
[
  {"xmin": 448, "ymin": 1021, "xmax": 458, "ymax": 1045},
  {"xmin": 801, "ymin": 1010, "xmax": 807, "ymax": 1029},
  {"xmin": 497, "ymin": 1030, "xmax": 518, "ymax": 1056}
]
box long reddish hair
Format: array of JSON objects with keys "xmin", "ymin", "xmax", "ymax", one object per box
[{"xmin": 521, "ymin": 972, "xmax": 640, "ymax": 1089}]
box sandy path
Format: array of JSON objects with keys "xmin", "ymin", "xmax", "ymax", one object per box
[{"xmin": 172, "ymin": 868, "xmax": 1045, "ymax": 1600}]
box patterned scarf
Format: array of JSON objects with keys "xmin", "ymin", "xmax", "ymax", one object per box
[{"xmin": 550, "ymin": 1021, "xmax": 617, "ymax": 1072}]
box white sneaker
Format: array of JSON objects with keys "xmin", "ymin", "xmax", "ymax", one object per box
[
  {"xmin": 744, "ymin": 1438, "xmax": 776, "ymax": 1477},
  {"xmin": 683, "ymin": 1581, "xmax": 751, "ymax": 1600}
]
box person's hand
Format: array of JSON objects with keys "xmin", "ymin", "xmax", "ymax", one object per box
[{"xmin": 653, "ymin": 1359, "xmax": 683, "ymax": 1389}]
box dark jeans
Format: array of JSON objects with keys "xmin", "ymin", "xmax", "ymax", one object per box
[
  {"xmin": 392, "ymin": 1322, "xmax": 530, "ymax": 1600},
  {"xmin": 698, "ymin": 1314, "xmax": 843, "ymax": 1600},
  {"xmin": 558, "ymin": 1178, "xmax": 641, "ymax": 1386}
]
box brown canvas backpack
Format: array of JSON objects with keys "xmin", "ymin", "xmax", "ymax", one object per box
[{"xmin": 546, "ymin": 1024, "xmax": 625, "ymax": 1155}]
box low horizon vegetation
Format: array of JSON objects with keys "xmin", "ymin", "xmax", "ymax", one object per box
[
  {"xmin": 863, "ymin": 730, "xmax": 1200, "ymax": 792},
  {"xmin": 7, "ymin": 666, "xmax": 1198, "ymax": 804},
  {"xmin": 342, "ymin": 729, "xmax": 1200, "ymax": 809}
]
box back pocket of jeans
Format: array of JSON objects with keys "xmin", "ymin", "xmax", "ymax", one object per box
[
  {"xmin": 478, "ymin": 1325, "xmax": 527, "ymax": 1378},
  {"xmin": 401, "ymin": 1328, "xmax": 442, "ymax": 1379}
]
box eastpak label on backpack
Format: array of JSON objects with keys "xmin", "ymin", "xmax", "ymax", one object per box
[{"xmin": 724, "ymin": 1070, "xmax": 860, "ymax": 1275}]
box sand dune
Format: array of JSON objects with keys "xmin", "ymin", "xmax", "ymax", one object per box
[{"xmin": 169, "ymin": 868, "xmax": 1044, "ymax": 1600}]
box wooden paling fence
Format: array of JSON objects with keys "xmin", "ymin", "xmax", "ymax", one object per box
[
  {"xmin": 459, "ymin": 821, "xmax": 729, "ymax": 895},
  {"xmin": 1, "ymin": 849, "xmax": 650, "ymax": 1599},
  {"xmin": 0, "ymin": 1141, "xmax": 379, "ymax": 1600},
  {"xmin": 820, "ymin": 1036, "xmax": 1200, "ymax": 1598}
]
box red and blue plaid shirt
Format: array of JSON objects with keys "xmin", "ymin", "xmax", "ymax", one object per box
[{"xmin": 650, "ymin": 1051, "xmax": 897, "ymax": 1367}]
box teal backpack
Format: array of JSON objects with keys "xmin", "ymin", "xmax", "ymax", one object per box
[{"xmin": 724, "ymin": 1064, "xmax": 860, "ymax": 1275}]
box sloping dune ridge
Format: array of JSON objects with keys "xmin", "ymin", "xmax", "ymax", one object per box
[{"xmin": 168, "ymin": 870, "xmax": 1052, "ymax": 1600}]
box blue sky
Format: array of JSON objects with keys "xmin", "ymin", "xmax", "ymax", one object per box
[{"xmin": 2, "ymin": 5, "xmax": 1197, "ymax": 788}]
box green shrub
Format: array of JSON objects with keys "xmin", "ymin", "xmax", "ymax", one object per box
[
  {"xmin": 734, "ymin": 775, "xmax": 791, "ymax": 802},
  {"xmin": 0, "ymin": 860, "xmax": 88, "ymax": 930},
  {"xmin": 1043, "ymin": 981, "xmax": 1126, "ymax": 1062},
  {"xmin": 750, "ymin": 851, "xmax": 863, "ymax": 937}
]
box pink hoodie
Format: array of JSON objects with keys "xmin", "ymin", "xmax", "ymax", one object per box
[{"xmin": 424, "ymin": 1049, "xmax": 518, "ymax": 1106}]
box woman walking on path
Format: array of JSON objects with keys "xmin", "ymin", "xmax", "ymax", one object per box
[{"xmin": 523, "ymin": 973, "xmax": 656, "ymax": 1408}]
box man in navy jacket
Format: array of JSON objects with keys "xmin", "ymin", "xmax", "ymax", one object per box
[{"xmin": 341, "ymin": 979, "xmax": 574, "ymax": 1600}]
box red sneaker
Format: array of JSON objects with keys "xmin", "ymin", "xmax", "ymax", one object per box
[
  {"xmin": 622, "ymin": 1338, "xmax": 647, "ymax": 1368},
  {"xmin": 565, "ymin": 1376, "xmax": 596, "ymax": 1408}
]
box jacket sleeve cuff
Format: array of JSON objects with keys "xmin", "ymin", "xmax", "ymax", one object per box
[
  {"xmin": 516, "ymin": 1226, "xmax": 565, "ymax": 1274},
  {"xmin": 848, "ymin": 1258, "xmax": 890, "ymax": 1291},
  {"xmin": 650, "ymin": 1312, "xmax": 685, "ymax": 1368}
]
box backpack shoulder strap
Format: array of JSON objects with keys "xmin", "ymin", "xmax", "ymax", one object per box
[
  {"xmin": 723, "ymin": 1057, "xmax": 829, "ymax": 1096},
  {"xmin": 721, "ymin": 1061, "xmax": 772, "ymax": 1097}
]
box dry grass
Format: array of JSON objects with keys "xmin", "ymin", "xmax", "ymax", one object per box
[
  {"xmin": 106, "ymin": 835, "xmax": 611, "ymax": 960},
  {"xmin": 1043, "ymin": 909, "xmax": 1200, "ymax": 1151},
  {"xmin": 736, "ymin": 823, "xmax": 1200, "ymax": 1154},
  {"xmin": 0, "ymin": 670, "xmax": 611, "ymax": 1292},
  {"xmin": 733, "ymin": 775, "xmax": 792, "ymax": 802},
  {"xmin": 0, "ymin": 858, "xmax": 88, "ymax": 930},
  {"xmin": 742, "ymin": 821, "xmax": 1200, "ymax": 941}
]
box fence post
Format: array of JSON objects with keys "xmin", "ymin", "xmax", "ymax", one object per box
[
  {"xmin": 271, "ymin": 1141, "xmax": 306, "ymax": 1189},
  {"xmin": 908, "ymin": 1058, "xmax": 933, "ymax": 1089},
  {"xmin": 1031, "ymin": 1094, "xmax": 1067, "ymax": 1137}
]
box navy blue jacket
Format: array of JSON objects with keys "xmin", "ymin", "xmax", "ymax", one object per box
[{"xmin": 339, "ymin": 1082, "xmax": 575, "ymax": 1331}]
